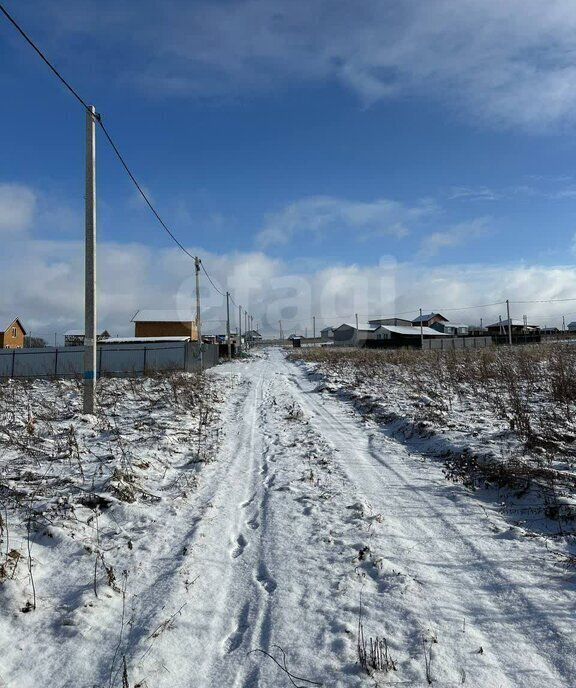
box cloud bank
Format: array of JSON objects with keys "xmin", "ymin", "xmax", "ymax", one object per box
[{"xmin": 28, "ymin": 0, "xmax": 576, "ymax": 130}]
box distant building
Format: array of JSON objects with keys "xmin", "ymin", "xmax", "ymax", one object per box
[
  {"xmin": 131, "ymin": 310, "xmax": 198, "ymax": 339},
  {"xmin": 540, "ymin": 327, "xmax": 560, "ymax": 335},
  {"xmin": 245, "ymin": 330, "xmax": 262, "ymax": 341},
  {"xmin": 64, "ymin": 329, "xmax": 110, "ymax": 347},
  {"xmin": 430, "ymin": 321, "xmax": 469, "ymax": 336},
  {"xmin": 320, "ymin": 326, "xmax": 335, "ymax": 341},
  {"xmin": 568, "ymin": 321, "xmax": 576, "ymax": 332},
  {"xmin": 374, "ymin": 325, "xmax": 445, "ymax": 344},
  {"xmin": 486, "ymin": 319, "xmax": 538, "ymax": 335},
  {"xmin": 411, "ymin": 313, "xmax": 448, "ymax": 328},
  {"xmin": 0, "ymin": 315, "xmax": 26, "ymax": 349},
  {"xmin": 368, "ymin": 318, "xmax": 413, "ymax": 327},
  {"xmin": 333, "ymin": 323, "xmax": 379, "ymax": 346}
]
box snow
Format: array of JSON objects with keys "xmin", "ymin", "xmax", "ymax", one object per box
[{"xmin": 0, "ymin": 350, "xmax": 575, "ymax": 687}]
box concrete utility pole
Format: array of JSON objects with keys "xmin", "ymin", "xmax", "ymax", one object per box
[
  {"xmin": 563, "ymin": 315, "xmax": 566, "ymax": 333},
  {"xmin": 194, "ymin": 256, "xmax": 202, "ymax": 342},
  {"xmin": 313, "ymin": 315, "xmax": 316, "ymax": 346},
  {"xmin": 226, "ymin": 292, "xmax": 232, "ymax": 361},
  {"xmin": 506, "ymin": 299, "xmax": 513, "ymax": 346},
  {"xmin": 238, "ymin": 304, "xmax": 242, "ymax": 353},
  {"xmin": 355, "ymin": 313, "xmax": 359, "ymax": 331},
  {"xmin": 83, "ymin": 105, "xmax": 97, "ymax": 414},
  {"xmin": 419, "ymin": 308, "xmax": 424, "ymax": 350},
  {"xmin": 279, "ymin": 320, "xmax": 283, "ymax": 340}
]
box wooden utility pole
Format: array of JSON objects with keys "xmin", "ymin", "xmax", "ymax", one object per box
[
  {"xmin": 355, "ymin": 313, "xmax": 359, "ymax": 331},
  {"xmin": 506, "ymin": 299, "xmax": 513, "ymax": 346},
  {"xmin": 419, "ymin": 308, "xmax": 424, "ymax": 350},
  {"xmin": 313, "ymin": 315, "xmax": 316, "ymax": 346},
  {"xmin": 244, "ymin": 310, "xmax": 248, "ymax": 349},
  {"xmin": 226, "ymin": 292, "xmax": 232, "ymax": 360},
  {"xmin": 238, "ymin": 304, "xmax": 242, "ymax": 353},
  {"xmin": 83, "ymin": 105, "xmax": 97, "ymax": 414},
  {"xmin": 279, "ymin": 320, "xmax": 283, "ymax": 340}
]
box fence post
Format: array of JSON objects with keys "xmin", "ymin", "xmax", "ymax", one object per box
[
  {"xmin": 142, "ymin": 346, "xmax": 147, "ymax": 376},
  {"xmin": 54, "ymin": 347, "xmax": 58, "ymax": 377},
  {"xmin": 98, "ymin": 346, "xmax": 102, "ymax": 376}
]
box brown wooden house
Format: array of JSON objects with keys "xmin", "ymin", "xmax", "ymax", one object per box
[
  {"xmin": 0, "ymin": 316, "xmax": 26, "ymax": 349},
  {"xmin": 131, "ymin": 310, "xmax": 199, "ymax": 340}
]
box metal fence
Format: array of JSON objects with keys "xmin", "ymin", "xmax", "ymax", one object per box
[
  {"xmin": 423, "ymin": 336, "xmax": 493, "ymax": 350},
  {"xmin": 0, "ymin": 341, "xmax": 220, "ymax": 379}
]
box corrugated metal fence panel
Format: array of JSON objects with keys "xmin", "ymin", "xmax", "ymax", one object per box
[
  {"xmin": 0, "ymin": 341, "xmax": 221, "ymax": 379},
  {"xmin": 424, "ymin": 336, "xmax": 493, "ymax": 350}
]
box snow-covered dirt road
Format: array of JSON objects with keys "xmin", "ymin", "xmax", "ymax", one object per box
[{"xmin": 1, "ymin": 349, "xmax": 575, "ymax": 687}]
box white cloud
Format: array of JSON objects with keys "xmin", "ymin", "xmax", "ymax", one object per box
[
  {"xmin": 256, "ymin": 196, "xmax": 435, "ymax": 248},
  {"xmin": 0, "ymin": 182, "xmax": 573, "ymax": 339},
  {"xmin": 449, "ymin": 187, "xmax": 500, "ymax": 202},
  {"xmin": 0, "ymin": 184, "xmax": 36, "ymax": 234},
  {"xmin": 30, "ymin": 0, "xmax": 576, "ymax": 130},
  {"xmin": 419, "ymin": 218, "xmax": 490, "ymax": 257}
]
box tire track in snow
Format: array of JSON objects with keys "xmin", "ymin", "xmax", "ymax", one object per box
[{"xmin": 287, "ymin": 355, "xmax": 576, "ymax": 687}]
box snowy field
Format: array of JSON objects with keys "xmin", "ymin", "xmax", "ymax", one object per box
[{"xmin": 1, "ymin": 348, "xmax": 575, "ymax": 687}]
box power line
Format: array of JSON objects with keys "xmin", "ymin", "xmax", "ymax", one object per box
[
  {"xmin": 0, "ymin": 2, "xmax": 201, "ymax": 266},
  {"xmin": 200, "ymin": 262, "xmax": 225, "ymax": 297},
  {"xmin": 97, "ymin": 119, "xmax": 196, "ymax": 260},
  {"xmin": 510, "ymin": 297, "xmax": 576, "ymax": 304},
  {"xmin": 0, "ymin": 3, "xmax": 89, "ymax": 110}
]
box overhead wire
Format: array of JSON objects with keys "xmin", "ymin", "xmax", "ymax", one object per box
[{"xmin": 0, "ymin": 3, "xmax": 215, "ymax": 280}]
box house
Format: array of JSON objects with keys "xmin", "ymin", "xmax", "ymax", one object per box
[
  {"xmin": 245, "ymin": 330, "xmax": 262, "ymax": 342},
  {"xmin": 320, "ymin": 326, "xmax": 335, "ymax": 341},
  {"xmin": 64, "ymin": 329, "xmax": 110, "ymax": 347},
  {"xmin": 374, "ymin": 325, "xmax": 445, "ymax": 346},
  {"xmin": 486, "ymin": 319, "xmax": 538, "ymax": 335},
  {"xmin": 368, "ymin": 318, "xmax": 413, "ymax": 327},
  {"xmin": 333, "ymin": 323, "xmax": 379, "ymax": 346},
  {"xmin": 430, "ymin": 321, "xmax": 469, "ymax": 336},
  {"xmin": 131, "ymin": 310, "xmax": 198, "ymax": 339},
  {"xmin": 0, "ymin": 315, "xmax": 26, "ymax": 349},
  {"xmin": 411, "ymin": 313, "xmax": 448, "ymax": 328}
]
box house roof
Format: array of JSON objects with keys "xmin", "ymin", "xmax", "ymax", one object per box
[
  {"xmin": 435, "ymin": 321, "xmax": 469, "ymax": 328},
  {"xmin": 0, "ymin": 315, "xmax": 26, "ymax": 335},
  {"xmin": 378, "ymin": 325, "xmax": 445, "ymax": 336},
  {"xmin": 412, "ymin": 312, "xmax": 447, "ymax": 323},
  {"xmin": 100, "ymin": 336, "xmax": 190, "ymax": 343},
  {"xmin": 131, "ymin": 309, "xmax": 194, "ymax": 323},
  {"xmin": 336, "ymin": 323, "xmax": 379, "ymax": 332},
  {"xmin": 320, "ymin": 326, "xmax": 334, "ymax": 332},
  {"xmin": 487, "ymin": 319, "xmax": 537, "ymax": 328}
]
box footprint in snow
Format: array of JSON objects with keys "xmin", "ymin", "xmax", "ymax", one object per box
[
  {"xmin": 231, "ymin": 534, "xmax": 248, "ymax": 559},
  {"xmin": 223, "ymin": 602, "xmax": 250, "ymax": 654},
  {"xmin": 256, "ymin": 562, "xmax": 277, "ymax": 594}
]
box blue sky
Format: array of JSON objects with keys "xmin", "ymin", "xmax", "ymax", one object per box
[{"xmin": 2, "ymin": 0, "xmax": 576, "ymax": 336}]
